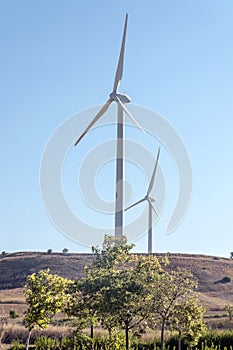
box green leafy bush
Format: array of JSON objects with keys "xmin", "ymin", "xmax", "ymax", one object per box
[
  {"xmin": 9, "ymin": 309, "xmax": 19, "ymax": 319},
  {"xmin": 34, "ymin": 336, "xmax": 59, "ymax": 350}
]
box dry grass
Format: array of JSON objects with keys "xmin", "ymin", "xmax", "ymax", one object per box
[
  {"xmin": 0, "ymin": 289, "xmax": 26, "ymax": 317},
  {"xmin": 0, "ymin": 289, "xmax": 25, "ymax": 303},
  {"xmin": 1, "ymin": 322, "xmax": 71, "ymax": 344}
]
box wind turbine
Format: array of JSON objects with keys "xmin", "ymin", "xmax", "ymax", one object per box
[
  {"xmin": 125, "ymin": 148, "xmax": 161, "ymax": 254},
  {"xmin": 74, "ymin": 14, "xmax": 144, "ymax": 237}
]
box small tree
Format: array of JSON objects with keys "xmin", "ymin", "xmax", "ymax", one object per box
[
  {"xmin": 224, "ymin": 304, "xmax": 233, "ymax": 321},
  {"xmin": 69, "ymin": 235, "xmax": 135, "ymax": 343},
  {"xmin": 147, "ymin": 268, "xmax": 198, "ymax": 350},
  {"xmin": 171, "ymin": 297, "xmax": 206, "ymax": 350},
  {"xmin": 65, "ymin": 280, "xmax": 95, "ymax": 338},
  {"xmin": 47, "ymin": 249, "xmax": 52, "ymax": 255},
  {"xmin": 84, "ymin": 235, "xmax": 163, "ymax": 350},
  {"xmin": 230, "ymin": 252, "xmax": 233, "ymax": 259},
  {"xmin": 97, "ymin": 263, "xmax": 147, "ymax": 350},
  {"xmin": 24, "ymin": 269, "xmax": 68, "ymax": 350},
  {"xmin": 62, "ymin": 248, "xmax": 69, "ymax": 253}
]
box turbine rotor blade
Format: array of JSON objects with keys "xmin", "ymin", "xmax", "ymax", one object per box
[
  {"xmin": 113, "ymin": 14, "xmax": 128, "ymax": 92},
  {"xmin": 124, "ymin": 197, "xmax": 147, "ymax": 211},
  {"xmin": 147, "ymin": 147, "xmax": 160, "ymax": 195},
  {"xmin": 74, "ymin": 99, "xmax": 112, "ymax": 146},
  {"xmin": 115, "ymin": 96, "xmax": 145, "ymax": 133},
  {"xmin": 149, "ymin": 200, "xmax": 166, "ymax": 227}
]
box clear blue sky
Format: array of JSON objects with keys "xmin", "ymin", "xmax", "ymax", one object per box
[{"xmin": 1, "ymin": 1, "xmax": 233, "ymax": 257}]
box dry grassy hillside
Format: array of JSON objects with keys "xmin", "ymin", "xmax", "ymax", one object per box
[
  {"xmin": 0, "ymin": 252, "xmax": 93, "ymax": 289},
  {"xmin": 0, "ymin": 252, "xmax": 233, "ymax": 315},
  {"xmin": 166, "ymin": 254, "xmax": 233, "ymax": 313}
]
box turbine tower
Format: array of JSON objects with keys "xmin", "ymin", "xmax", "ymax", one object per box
[
  {"xmin": 74, "ymin": 14, "xmax": 144, "ymax": 237},
  {"xmin": 125, "ymin": 148, "xmax": 161, "ymax": 253}
]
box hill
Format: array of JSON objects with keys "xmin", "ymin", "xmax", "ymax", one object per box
[{"xmin": 1, "ymin": 251, "xmax": 233, "ymax": 314}]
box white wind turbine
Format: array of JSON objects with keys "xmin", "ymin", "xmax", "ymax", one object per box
[
  {"xmin": 125, "ymin": 148, "xmax": 161, "ymax": 254},
  {"xmin": 74, "ymin": 14, "xmax": 144, "ymax": 237}
]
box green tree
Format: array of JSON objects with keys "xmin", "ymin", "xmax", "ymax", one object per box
[
  {"xmin": 89, "ymin": 236, "xmax": 166, "ymax": 350},
  {"xmin": 66, "ymin": 235, "xmax": 133, "ymax": 341},
  {"xmin": 24, "ymin": 269, "xmax": 68, "ymax": 350},
  {"xmin": 91, "ymin": 234, "xmax": 134, "ymax": 270},
  {"xmin": 147, "ymin": 268, "xmax": 198, "ymax": 350},
  {"xmin": 65, "ymin": 279, "xmax": 97, "ymax": 339},
  {"xmin": 70, "ymin": 235, "xmax": 147, "ymax": 350},
  {"xmin": 224, "ymin": 303, "xmax": 233, "ymax": 321},
  {"xmin": 171, "ymin": 297, "xmax": 206, "ymax": 350},
  {"xmin": 97, "ymin": 262, "xmax": 146, "ymax": 350}
]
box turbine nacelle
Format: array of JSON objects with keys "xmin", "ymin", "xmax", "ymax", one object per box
[
  {"xmin": 110, "ymin": 91, "xmax": 131, "ymax": 104},
  {"xmin": 148, "ymin": 196, "xmax": 156, "ymax": 203},
  {"xmin": 144, "ymin": 194, "xmax": 156, "ymax": 204}
]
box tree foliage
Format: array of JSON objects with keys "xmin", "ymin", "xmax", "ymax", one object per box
[
  {"xmin": 224, "ymin": 304, "xmax": 233, "ymax": 321},
  {"xmin": 141, "ymin": 266, "xmax": 200, "ymax": 349},
  {"xmin": 24, "ymin": 269, "xmax": 69, "ymax": 349},
  {"xmin": 68, "ymin": 235, "xmax": 168, "ymax": 350},
  {"xmin": 171, "ymin": 296, "xmax": 206, "ymax": 350},
  {"xmin": 23, "ymin": 236, "xmax": 206, "ymax": 350}
]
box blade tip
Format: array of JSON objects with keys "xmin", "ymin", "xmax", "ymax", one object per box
[{"xmin": 74, "ymin": 137, "xmax": 81, "ymax": 146}]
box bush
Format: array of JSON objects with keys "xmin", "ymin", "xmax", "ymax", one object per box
[
  {"xmin": 9, "ymin": 309, "xmax": 19, "ymax": 319},
  {"xmin": 6, "ymin": 330, "xmax": 233, "ymax": 350},
  {"xmin": 222, "ymin": 276, "xmax": 231, "ymax": 283},
  {"xmin": 10, "ymin": 339, "xmax": 26, "ymax": 350},
  {"xmin": 62, "ymin": 332, "xmax": 93, "ymax": 349},
  {"xmin": 34, "ymin": 335, "xmax": 60, "ymax": 349},
  {"xmin": 198, "ymin": 330, "xmax": 233, "ymax": 350}
]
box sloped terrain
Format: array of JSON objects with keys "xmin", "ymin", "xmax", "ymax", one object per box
[
  {"xmin": 0, "ymin": 252, "xmax": 233, "ymax": 313},
  {"xmin": 0, "ymin": 252, "xmax": 93, "ymax": 289}
]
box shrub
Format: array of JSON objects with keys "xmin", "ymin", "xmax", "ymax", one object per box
[
  {"xmin": 34, "ymin": 335, "xmax": 60, "ymax": 349},
  {"xmin": 198, "ymin": 330, "xmax": 233, "ymax": 350},
  {"xmin": 222, "ymin": 276, "xmax": 231, "ymax": 283},
  {"xmin": 9, "ymin": 310, "xmax": 19, "ymax": 319},
  {"xmin": 64, "ymin": 332, "xmax": 93, "ymax": 349},
  {"xmin": 10, "ymin": 339, "xmax": 25, "ymax": 350}
]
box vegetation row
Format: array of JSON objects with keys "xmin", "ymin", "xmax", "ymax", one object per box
[{"xmin": 2, "ymin": 236, "xmax": 233, "ymax": 350}]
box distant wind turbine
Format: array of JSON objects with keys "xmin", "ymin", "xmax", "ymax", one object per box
[
  {"xmin": 74, "ymin": 14, "xmax": 144, "ymax": 237},
  {"xmin": 125, "ymin": 148, "xmax": 161, "ymax": 254}
]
